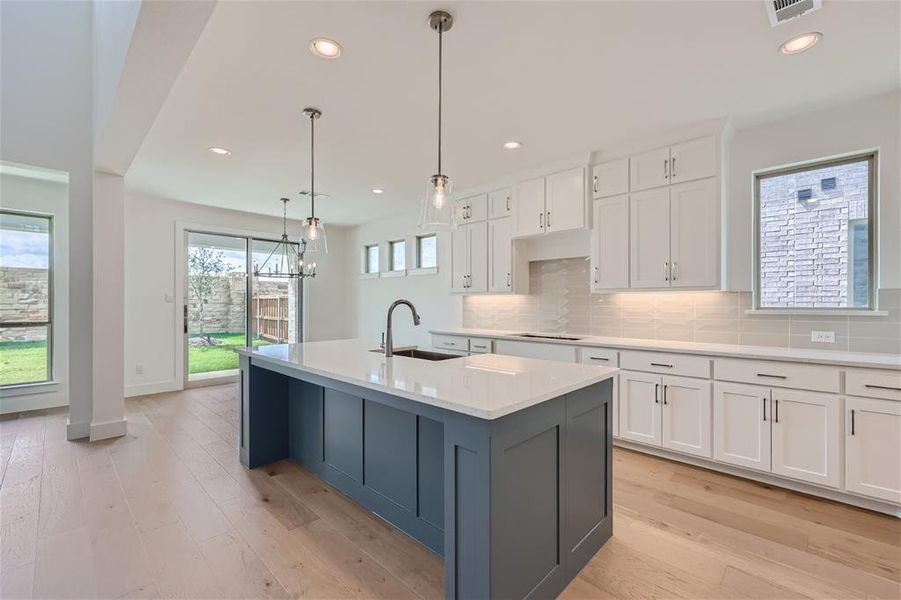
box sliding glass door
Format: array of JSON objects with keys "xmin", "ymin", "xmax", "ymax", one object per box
[{"xmin": 184, "ymin": 231, "xmax": 302, "ymax": 384}]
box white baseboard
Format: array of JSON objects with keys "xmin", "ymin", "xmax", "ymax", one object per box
[
  {"xmin": 125, "ymin": 380, "xmax": 179, "ymax": 398},
  {"xmin": 90, "ymin": 417, "xmax": 127, "ymax": 441},
  {"xmin": 0, "ymin": 393, "xmax": 67, "ymax": 415},
  {"xmin": 67, "ymin": 419, "xmax": 91, "ymax": 440},
  {"xmin": 614, "ymin": 439, "xmax": 901, "ymax": 518}
]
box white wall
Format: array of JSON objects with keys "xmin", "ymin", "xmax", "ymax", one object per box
[
  {"xmin": 0, "ymin": 169, "xmax": 71, "ymax": 414},
  {"xmin": 344, "ymin": 211, "xmax": 461, "ymax": 349},
  {"xmin": 727, "ymin": 90, "xmax": 901, "ymax": 291},
  {"xmin": 1, "ymin": 0, "xmax": 95, "ymax": 437},
  {"xmin": 124, "ymin": 190, "xmax": 349, "ymax": 396}
]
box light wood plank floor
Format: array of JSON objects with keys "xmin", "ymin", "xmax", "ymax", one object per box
[{"xmin": 1, "ymin": 384, "xmax": 898, "ymax": 599}]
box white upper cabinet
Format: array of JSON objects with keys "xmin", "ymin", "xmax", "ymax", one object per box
[
  {"xmin": 629, "ymin": 188, "xmax": 671, "ymax": 288},
  {"xmin": 488, "ymin": 217, "xmax": 513, "ymax": 293},
  {"xmin": 450, "ymin": 221, "xmax": 487, "ymax": 293},
  {"xmin": 670, "ymin": 136, "xmax": 717, "ymax": 184},
  {"xmin": 454, "ymin": 193, "xmax": 487, "ymax": 225},
  {"xmin": 590, "ymin": 195, "xmax": 630, "ymax": 291},
  {"xmin": 845, "ymin": 396, "xmax": 901, "ymax": 504},
  {"xmin": 488, "ymin": 188, "xmax": 512, "ymax": 219},
  {"xmin": 630, "ymin": 146, "xmax": 671, "ymax": 192},
  {"xmin": 669, "ymin": 178, "xmax": 719, "ymax": 288},
  {"xmin": 546, "ymin": 167, "xmax": 586, "ymax": 233},
  {"xmin": 713, "ymin": 382, "xmax": 771, "ymax": 473},
  {"xmin": 592, "ymin": 158, "xmax": 629, "ymax": 199},
  {"xmin": 770, "ymin": 389, "xmax": 841, "ymax": 488},
  {"xmin": 512, "ymin": 176, "xmax": 546, "ymax": 237}
]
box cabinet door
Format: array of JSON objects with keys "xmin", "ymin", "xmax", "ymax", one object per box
[
  {"xmin": 546, "ymin": 167, "xmax": 585, "ymax": 233},
  {"xmin": 630, "ymin": 188, "xmax": 671, "ymax": 288},
  {"xmin": 845, "ymin": 396, "xmax": 901, "ymax": 504},
  {"xmin": 450, "ymin": 225, "xmax": 469, "ymax": 292},
  {"xmin": 488, "ymin": 217, "xmax": 513, "ymax": 292},
  {"xmin": 771, "ymin": 389, "xmax": 841, "ymax": 488},
  {"xmin": 670, "ymin": 136, "xmax": 716, "ymax": 184},
  {"xmin": 591, "ymin": 196, "xmax": 630, "ymax": 291},
  {"xmin": 713, "ymin": 382, "xmax": 771, "ymax": 472},
  {"xmin": 488, "ymin": 188, "xmax": 512, "ymax": 219},
  {"xmin": 670, "ymin": 178, "xmax": 719, "ymax": 288},
  {"xmin": 619, "ymin": 371, "xmax": 662, "ymax": 446},
  {"xmin": 454, "ymin": 194, "xmax": 488, "ymax": 224},
  {"xmin": 662, "ymin": 375, "xmax": 711, "ymax": 458},
  {"xmin": 453, "ymin": 197, "xmax": 470, "ymax": 225},
  {"xmin": 468, "ymin": 221, "xmax": 488, "ymax": 293},
  {"xmin": 592, "ymin": 158, "xmax": 629, "ymax": 199},
  {"xmin": 630, "ymin": 146, "xmax": 670, "ymax": 192},
  {"xmin": 513, "ymin": 176, "xmax": 546, "ymax": 238}
]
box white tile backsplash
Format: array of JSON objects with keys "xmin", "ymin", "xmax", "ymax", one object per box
[{"xmin": 462, "ymin": 258, "xmax": 901, "ymax": 354}]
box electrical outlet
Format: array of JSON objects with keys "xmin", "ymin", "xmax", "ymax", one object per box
[
  {"xmin": 811, "ymin": 331, "xmax": 835, "ymax": 343},
  {"xmin": 135, "ymin": 364, "xmax": 144, "ymax": 375}
]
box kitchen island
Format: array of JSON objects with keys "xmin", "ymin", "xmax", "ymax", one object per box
[{"xmin": 237, "ymin": 339, "xmax": 617, "ymax": 600}]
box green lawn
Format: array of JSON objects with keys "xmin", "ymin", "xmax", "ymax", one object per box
[
  {"xmin": 189, "ymin": 332, "xmax": 271, "ymax": 375},
  {"xmin": 0, "ymin": 340, "xmax": 48, "ymax": 386}
]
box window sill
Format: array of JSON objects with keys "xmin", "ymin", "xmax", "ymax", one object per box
[
  {"xmin": 359, "ymin": 272, "xmax": 380, "ymax": 280},
  {"xmin": 745, "ymin": 309, "xmax": 889, "ymax": 317},
  {"xmin": 381, "ymin": 270, "xmax": 406, "ymax": 278},
  {"xmin": 409, "ymin": 267, "xmax": 438, "ymax": 276},
  {"xmin": 0, "ymin": 380, "xmax": 61, "ymax": 398}
]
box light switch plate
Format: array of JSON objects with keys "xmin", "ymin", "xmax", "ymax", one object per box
[{"xmin": 811, "ymin": 331, "xmax": 835, "ymax": 343}]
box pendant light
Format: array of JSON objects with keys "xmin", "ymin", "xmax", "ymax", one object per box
[
  {"xmin": 252, "ymin": 198, "xmax": 316, "ymax": 278},
  {"xmin": 300, "ymin": 107, "xmax": 327, "ymax": 253},
  {"xmin": 418, "ymin": 10, "xmax": 454, "ymax": 228}
]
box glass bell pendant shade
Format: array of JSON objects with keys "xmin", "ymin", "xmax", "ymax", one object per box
[
  {"xmin": 300, "ymin": 216, "xmax": 327, "ymax": 253},
  {"xmin": 419, "ymin": 173, "xmax": 453, "ymax": 227}
]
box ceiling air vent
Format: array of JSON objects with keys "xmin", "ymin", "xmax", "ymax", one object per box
[{"xmin": 766, "ymin": 0, "xmax": 822, "ymax": 27}]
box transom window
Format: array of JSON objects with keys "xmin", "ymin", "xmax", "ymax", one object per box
[
  {"xmin": 754, "ymin": 152, "xmax": 876, "ymax": 310},
  {"xmin": 390, "ymin": 240, "xmax": 405, "ymax": 271},
  {"xmin": 1, "ymin": 210, "xmax": 53, "ymax": 386},
  {"xmin": 365, "ymin": 244, "xmax": 379, "ymax": 274},
  {"xmin": 417, "ymin": 234, "xmax": 437, "ymax": 269}
]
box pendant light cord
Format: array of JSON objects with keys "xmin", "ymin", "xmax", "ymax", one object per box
[
  {"xmin": 310, "ymin": 114, "xmax": 316, "ymax": 219},
  {"xmin": 437, "ymin": 25, "xmax": 443, "ymax": 175}
]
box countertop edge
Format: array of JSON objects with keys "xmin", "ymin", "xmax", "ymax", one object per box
[
  {"xmin": 428, "ymin": 329, "xmax": 901, "ymax": 370},
  {"xmin": 239, "ymin": 348, "xmax": 617, "ymax": 420}
]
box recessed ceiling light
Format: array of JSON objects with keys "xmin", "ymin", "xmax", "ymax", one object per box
[
  {"xmin": 310, "ymin": 37, "xmax": 342, "ymax": 59},
  {"xmin": 503, "ymin": 141, "xmax": 523, "ymax": 150},
  {"xmin": 372, "ymin": 188, "xmax": 384, "ymax": 194},
  {"xmin": 208, "ymin": 146, "xmax": 231, "ymax": 156},
  {"xmin": 779, "ymin": 32, "xmax": 822, "ymax": 55}
]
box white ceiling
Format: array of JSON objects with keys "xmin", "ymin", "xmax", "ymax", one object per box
[{"xmin": 126, "ymin": 1, "xmax": 900, "ymax": 226}]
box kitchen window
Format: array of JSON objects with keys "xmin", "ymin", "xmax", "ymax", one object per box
[
  {"xmin": 754, "ymin": 152, "xmax": 877, "ymax": 311},
  {"xmin": 417, "ymin": 234, "xmax": 437, "ymax": 269},
  {"xmin": 0, "ymin": 210, "xmax": 53, "ymax": 386},
  {"xmin": 390, "ymin": 240, "xmax": 405, "ymax": 271},
  {"xmin": 364, "ymin": 244, "xmax": 379, "ymax": 274}
]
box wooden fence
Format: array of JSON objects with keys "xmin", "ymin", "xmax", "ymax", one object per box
[{"xmin": 254, "ymin": 295, "xmax": 290, "ymax": 342}]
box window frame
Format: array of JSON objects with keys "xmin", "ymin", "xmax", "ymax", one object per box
[
  {"xmin": 363, "ymin": 244, "xmax": 380, "ymax": 274},
  {"xmin": 752, "ymin": 150, "xmax": 878, "ymax": 313},
  {"xmin": 389, "ymin": 239, "xmax": 406, "ymax": 272},
  {"xmin": 416, "ymin": 233, "xmax": 438, "ymax": 270},
  {"xmin": 0, "ymin": 208, "xmax": 54, "ymax": 387}
]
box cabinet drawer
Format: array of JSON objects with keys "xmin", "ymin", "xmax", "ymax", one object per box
[
  {"xmin": 714, "ymin": 358, "xmax": 839, "ymax": 393},
  {"xmin": 620, "ymin": 350, "xmax": 709, "ymax": 378},
  {"xmin": 493, "ymin": 339, "xmax": 577, "ymax": 362},
  {"xmin": 579, "ymin": 347, "xmax": 618, "ymax": 366},
  {"xmin": 431, "ymin": 334, "xmax": 469, "ymax": 352},
  {"xmin": 846, "ymin": 369, "xmax": 901, "ymax": 401},
  {"xmin": 468, "ymin": 338, "xmax": 493, "ymax": 354}
]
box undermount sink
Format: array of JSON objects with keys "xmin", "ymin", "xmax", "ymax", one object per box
[
  {"xmin": 513, "ymin": 333, "xmax": 586, "ymax": 341},
  {"xmin": 370, "ymin": 347, "xmax": 459, "ymax": 361}
]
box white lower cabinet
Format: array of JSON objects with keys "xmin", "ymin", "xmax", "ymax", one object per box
[
  {"xmin": 771, "ymin": 389, "xmax": 841, "ymax": 488},
  {"xmin": 713, "ymin": 382, "xmax": 771, "ymax": 473},
  {"xmin": 620, "ymin": 371, "xmax": 710, "ymax": 457},
  {"xmin": 845, "ymin": 396, "xmax": 901, "ymax": 504},
  {"xmin": 661, "ymin": 375, "xmax": 711, "ymax": 458},
  {"xmin": 619, "ymin": 371, "xmax": 661, "ymax": 446}
]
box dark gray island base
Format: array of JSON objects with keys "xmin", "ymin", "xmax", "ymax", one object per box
[{"xmin": 239, "ymin": 353, "xmax": 613, "ymax": 599}]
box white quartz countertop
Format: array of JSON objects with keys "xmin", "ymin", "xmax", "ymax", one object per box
[
  {"xmin": 430, "ymin": 328, "xmax": 901, "ymax": 370},
  {"xmin": 237, "ymin": 338, "xmax": 617, "ymax": 420}
]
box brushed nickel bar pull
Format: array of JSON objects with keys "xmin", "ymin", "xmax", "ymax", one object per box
[
  {"xmin": 663, "ymin": 385, "xmax": 668, "ymax": 405},
  {"xmin": 775, "ymin": 399, "xmax": 779, "ymax": 423},
  {"xmin": 756, "ymin": 373, "xmax": 787, "ymax": 379},
  {"xmin": 663, "ymin": 158, "xmax": 668, "ymax": 180},
  {"xmin": 546, "ymin": 211, "xmax": 551, "ymax": 228},
  {"xmin": 588, "ymin": 356, "xmax": 609, "ymax": 361},
  {"xmin": 851, "ymin": 409, "xmax": 855, "ymax": 435},
  {"xmin": 762, "ymin": 397, "xmax": 767, "ymax": 421},
  {"xmin": 650, "ymin": 362, "xmax": 674, "ymax": 368},
  {"xmin": 593, "ymin": 175, "xmax": 598, "ymax": 194},
  {"xmin": 655, "ymin": 383, "xmax": 659, "ymax": 404},
  {"xmin": 864, "ymin": 384, "xmax": 901, "ymax": 391},
  {"xmin": 664, "ymin": 262, "xmax": 669, "ymax": 281},
  {"xmin": 671, "ymin": 156, "xmax": 677, "ymax": 178}
]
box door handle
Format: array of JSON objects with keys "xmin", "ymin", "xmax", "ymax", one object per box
[
  {"xmin": 539, "ymin": 212, "xmax": 544, "ymax": 229},
  {"xmin": 546, "ymin": 211, "xmax": 551, "ymax": 228},
  {"xmin": 506, "ymin": 196, "xmax": 511, "ymax": 212},
  {"xmin": 506, "ymin": 272, "xmax": 511, "ymax": 287},
  {"xmin": 663, "ymin": 158, "xmax": 668, "ymax": 180},
  {"xmin": 663, "ymin": 384, "xmax": 668, "ymax": 405},
  {"xmin": 762, "ymin": 397, "xmax": 767, "ymax": 421},
  {"xmin": 593, "ymin": 266, "xmax": 598, "ymax": 284},
  {"xmin": 850, "ymin": 409, "xmax": 855, "ymax": 435},
  {"xmin": 774, "ymin": 399, "xmax": 779, "ymax": 423},
  {"xmin": 671, "ymin": 156, "xmax": 677, "ymax": 178},
  {"xmin": 664, "ymin": 262, "xmax": 669, "ymax": 281},
  {"xmin": 654, "ymin": 383, "xmax": 659, "ymax": 404},
  {"xmin": 593, "ymin": 175, "xmax": 598, "ymax": 194},
  {"xmin": 183, "ymin": 304, "xmax": 188, "ymax": 333},
  {"xmin": 671, "ymin": 261, "xmax": 677, "ymax": 281}
]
